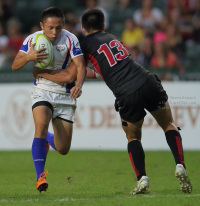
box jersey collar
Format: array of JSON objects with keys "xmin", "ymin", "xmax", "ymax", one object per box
[{"xmin": 86, "ymin": 30, "xmax": 104, "ymax": 38}]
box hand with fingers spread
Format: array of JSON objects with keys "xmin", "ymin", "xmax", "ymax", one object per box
[
  {"xmin": 12, "ymin": 43, "xmax": 49, "ymax": 71},
  {"xmin": 70, "ymin": 85, "xmax": 82, "ymax": 99},
  {"xmin": 27, "ymin": 43, "xmax": 49, "ymax": 63}
]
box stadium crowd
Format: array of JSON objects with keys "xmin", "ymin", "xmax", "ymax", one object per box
[{"xmin": 0, "ymin": 0, "xmax": 200, "ymax": 81}]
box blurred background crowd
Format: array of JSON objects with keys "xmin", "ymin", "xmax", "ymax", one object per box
[{"xmin": 0, "ymin": 0, "xmax": 200, "ymax": 81}]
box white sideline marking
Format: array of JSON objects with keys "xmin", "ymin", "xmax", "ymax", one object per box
[{"xmin": 0, "ymin": 194, "xmax": 200, "ymax": 203}]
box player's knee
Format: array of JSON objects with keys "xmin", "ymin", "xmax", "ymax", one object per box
[
  {"xmin": 57, "ymin": 146, "xmax": 70, "ymax": 155},
  {"xmin": 35, "ymin": 124, "xmax": 49, "ymax": 138},
  {"xmin": 58, "ymin": 150, "xmax": 69, "ymax": 155},
  {"xmin": 163, "ymin": 122, "xmax": 178, "ymax": 132},
  {"xmin": 126, "ymin": 130, "xmax": 141, "ymax": 142}
]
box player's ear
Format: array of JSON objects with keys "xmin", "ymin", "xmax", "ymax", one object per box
[
  {"xmin": 102, "ymin": 24, "xmax": 105, "ymax": 31},
  {"xmin": 81, "ymin": 26, "xmax": 87, "ymax": 35},
  {"xmin": 40, "ymin": 22, "xmax": 44, "ymax": 30}
]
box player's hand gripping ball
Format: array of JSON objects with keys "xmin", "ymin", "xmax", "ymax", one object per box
[{"xmin": 33, "ymin": 34, "xmax": 53, "ymax": 68}]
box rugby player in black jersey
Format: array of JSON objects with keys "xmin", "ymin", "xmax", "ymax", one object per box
[{"xmin": 34, "ymin": 9, "xmax": 192, "ymax": 194}]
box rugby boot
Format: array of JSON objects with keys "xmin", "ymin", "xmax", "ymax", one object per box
[
  {"xmin": 130, "ymin": 176, "xmax": 149, "ymax": 195},
  {"xmin": 175, "ymin": 164, "xmax": 192, "ymax": 193},
  {"xmin": 36, "ymin": 170, "xmax": 48, "ymax": 192}
]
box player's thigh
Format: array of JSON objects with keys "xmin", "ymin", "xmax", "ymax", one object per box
[
  {"xmin": 143, "ymin": 74, "xmax": 176, "ymax": 131},
  {"xmin": 115, "ymin": 91, "xmax": 146, "ymax": 142},
  {"xmin": 144, "ymin": 74, "xmax": 168, "ymax": 112},
  {"xmin": 150, "ymin": 101, "xmax": 177, "ymax": 132},
  {"xmin": 52, "ymin": 118, "xmax": 73, "ymax": 154},
  {"xmin": 32, "ymin": 104, "xmax": 52, "ymax": 138},
  {"xmin": 31, "ymin": 88, "xmax": 54, "ymax": 138},
  {"xmin": 122, "ymin": 118, "xmax": 144, "ymax": 142},
  {"xmin": 115, "ymin": 90, "xmax": 146, "ymax": 125}
]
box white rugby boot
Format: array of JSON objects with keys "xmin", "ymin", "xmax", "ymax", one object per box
[
  {"xmin": 130, "ymin": 176, "xmax": 149, "ymax": 195},
  {"xmin": 175, "ymin": 164, "xmax": 192, "ymax": 193}
]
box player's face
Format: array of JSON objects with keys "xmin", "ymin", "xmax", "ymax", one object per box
[{"xmin": 40, "ymin": 17, "xmax": 63, "ymax": 42}]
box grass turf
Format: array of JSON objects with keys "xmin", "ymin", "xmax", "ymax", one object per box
[{"xmin": 0, "ymin": 151, "xmax": 199, "ymax": 206}]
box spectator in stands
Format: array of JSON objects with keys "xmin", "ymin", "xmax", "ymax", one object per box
[
  {"xmin": 6, "ymin": 18, "xmax": 24, "ymax": 62},
  {"xmin": 168, "ymin": 7, "xmax": 181, "ymax": 25},
  {"xmin": 153, "ymin": 16, "xmax": 169, "ymax": 44},
  {"xmin": 116, "ymin": 0, "xmax": 131, "ymax": 11},
  {"xmin": 133, "ymin": 0, "xmax": 164, "ymax": 32},
  {"xmin": 168, "ymin": 7, "xmax": 193, "ymax": 41},
  {"xmin": 159, "ymin": 73, "xmax": 173, "ymax": 81},
  {"xmin": 122, "ymin": 18, "xmax": 144, "ymax": 48},
  {"xmin": 64, "ymin": 10, "xmax": 85, "ymax": 43},
  {"xmin": 0, "ymin": 0, "xmax": 13, "ymax": 28},
  {"xmin": 167, "ymin": 23, "xmax": 185, "ymax": 56},
  {"xmin": 151, "ymin": 41, "xmax": 185, "ymax": 73},
  {"xmin": 129, "ymin": 45, "xmax": 140, "ymax": 62},
  {"xmin": 138, "ymin": 33, "xmax": 154, "ymax": 66},
  {"xmin": 64, "ymin": 21, "xmax": 85, "ymax": 43},
  {"xmin": 192, "ymin": 0, "xmax": 200, "ymax": 42},
  {"xmin": 30, "ymin": 25, "xmax": 40, "ymax": 34},
  {"xmin": 85, "ymin": 0, "xmax": 109, "ymax": 29},
  {"xmin": 0, "ymin": 21, "xmax": 8, "ymax": 68},
  {"xmin": 65, "ymin": 10, "xmax": 77, "ymax": 24},
  {"xmin": 114, "ymin": 0, "xmax": 134, "ymax": 17},
  {"xmin": 167, "ymin": 0, "xmax": 195, "ymax": 14}
]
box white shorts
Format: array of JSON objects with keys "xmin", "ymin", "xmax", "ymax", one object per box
[{"xmin": 31, "ymin": 87, "xmax": 76, "ymax": 123}]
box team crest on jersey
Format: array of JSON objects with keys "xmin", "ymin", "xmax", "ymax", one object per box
[{"xmin": 56, "ymin": 45, "xmax": 66, "ymax": 52}]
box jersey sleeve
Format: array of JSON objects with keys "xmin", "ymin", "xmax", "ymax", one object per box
[
  {"xmin": 19, "ymin": 34, "xmax": 34, "ymax": 54},
  {"xmin": 67, "ymin": 34, "xmax": 83, "ymax": 59}
]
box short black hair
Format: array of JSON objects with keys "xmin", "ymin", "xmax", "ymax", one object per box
[
  {"xmin": 42, "ymin": 7, "xmax": 65, "ymax": 23},
  {"xmin": 81, "ymin": 9, "xmax": 104, "ymax": 32}
]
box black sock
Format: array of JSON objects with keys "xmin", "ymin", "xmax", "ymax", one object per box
[
  {"xmin": 165, "ymin": 130, "xmax": 186, "ymax": 168},
  {"xmin": 128, "ymin": 140, "xmax": 146, "ymax": 181}
]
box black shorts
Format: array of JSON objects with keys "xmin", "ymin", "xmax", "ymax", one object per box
[{"xmin": 115, "ymin": 74, "xmax": 168, "ymax": 123}]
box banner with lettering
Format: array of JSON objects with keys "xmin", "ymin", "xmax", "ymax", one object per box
[{"xmin": 0, "ymin": 82, "xmax": 199, "ymax": 150}]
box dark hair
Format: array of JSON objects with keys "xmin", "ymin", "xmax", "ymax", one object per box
[
  {"xmin": 42, "ymin": 7, "xmax": 65, "ymax": 23},
  {"xmin": 81, "ymin": 9, "xmax": 104, "ymax": 32}
]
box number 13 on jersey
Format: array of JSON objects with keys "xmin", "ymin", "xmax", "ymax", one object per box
[{"xmin": 97, "ymin": 40, "xmax": 129, "ymax": 67}]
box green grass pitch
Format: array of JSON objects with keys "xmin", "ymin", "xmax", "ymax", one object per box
[{"xmin": 0, "ymin": 151, "xmax": 199, "ymax": 206}]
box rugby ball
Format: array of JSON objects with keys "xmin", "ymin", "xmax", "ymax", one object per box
[{"xmin": 33, "ymin": 34, "xmax": 53, "ymax": 68}]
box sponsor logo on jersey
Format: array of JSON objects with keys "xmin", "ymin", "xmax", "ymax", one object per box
[{"xmin": 56, "ymin": 45, "xmax": 66, "ymax": 52}]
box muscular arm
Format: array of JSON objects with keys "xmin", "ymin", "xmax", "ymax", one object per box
[
  {"xmin": 72, "ymin": 55, "xmax": 86, "ymax": 87},
  {"xmin": 34, "ymin": 63, "xmax": 101, "ymax": 83},
  {"xmin": 12, "ymin": 44, "xmax": 48, "ymax": 71},
  {"xmin": 12, "ymin": 52, "xmax": 30, "ymax": 71},
  {"xmin": 33, "ymin": 61, "xmax": 77, "ymax": 83},
  {"xmin": 70, "ymin": 55, "xmax": 86, "ymax": 99}
]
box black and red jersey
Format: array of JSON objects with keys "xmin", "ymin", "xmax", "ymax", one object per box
[{"xmin": 81, "ymin": 31, "xmax": 150, "ymax": 99}]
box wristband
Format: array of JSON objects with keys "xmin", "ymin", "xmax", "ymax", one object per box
[{"xmin": 94, "ymin": 71, "xmax": 101, "ymax": 79}]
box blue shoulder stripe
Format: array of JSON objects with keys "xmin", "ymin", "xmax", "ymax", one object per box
[
  {"xmin": 20, "ymin": 41, "xmax": 29, "ymax": 52},
  {"xmin": 72, "ymin": 41, "xmax": 82, "ymax": 56}
]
